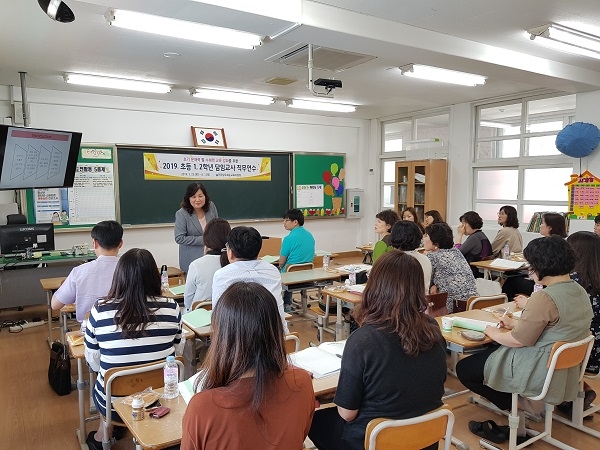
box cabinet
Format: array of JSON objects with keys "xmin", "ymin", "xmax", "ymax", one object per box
[{"xmin": 395, "ymin": 159, "xmax": 447, "ymax": 222}]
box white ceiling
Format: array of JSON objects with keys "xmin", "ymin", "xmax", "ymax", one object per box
[{"xmin": 1, "ymin": 0, "xmax": 600, "ymax": 119}]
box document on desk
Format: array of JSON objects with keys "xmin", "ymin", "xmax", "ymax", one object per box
[
  {"xmin": 289, "ymin": 346, "xmax": 342, "ymax": 379},
  {"xmin": 182, "ymin": 309, "xmax": 212, "ymax": 329},
  {"xmin": 179, "ymin": 371, "xmax": 203, "ymax": 404},
  {"xmin": 452, "ymin": 317, "xmax": 498, "ymax": 332},
  {"xmin": 339, "ymin": 264, "xmax": 372, "ymax": 273},
  {"xmin": 349, "ymin": 284, "xmax": 366, "ymax": 295},
  {"xmin": 261, "ymin": 255, "xmax": 279, "ymax": 264},
  {"xmin": 318, "ymin": 340, "xmax": 347, "ymax": 356},
  {"xmin": 489, "ymin": 259, "xmax": 527, "ymax": 270},
  {"xmin": 168, "ymin": 285, "xmax": 186, "ymax": 296}
]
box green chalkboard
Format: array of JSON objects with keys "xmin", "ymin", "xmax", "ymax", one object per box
[
  {"xmin": 293, "ymin": 153, "xmax": 345, "ymax": 218},
  {"xmin": 117, "ymin": 146, "xmax": 291, "ymax": 225}
]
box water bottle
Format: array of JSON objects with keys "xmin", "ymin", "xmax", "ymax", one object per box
[
  {"xmin": 160, "ymin": 265, "xmax": 169, "ymax": 293},
  {"xmin": 163, "ymin": 356, "xmax": 179, "ymax": 399},
  {"xmin": 502, "ymin": 242, "xmax": 510, "ymax": 260},
  {"xmin": 322, "ymin": 254, "xmax": 330, "ymax": 270},
  {"xmin": 348, "ymin": 265, "xmax": 356, "ymax": 286}
]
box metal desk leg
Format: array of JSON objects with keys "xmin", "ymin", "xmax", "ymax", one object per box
[
  {"xmin": 46, "ymin": 290, "xmax": 54, "ymax": 347},
  {"xmin": 61, "ymin": 311, "xmax": 69, "ymax": 346},
  {"xmin": 335, "ymin": 298, "xmax": 343, "ymax": 341},
  {"xmin": 76, "ymin": 358, "xmax": 86, "ymax": 445}
]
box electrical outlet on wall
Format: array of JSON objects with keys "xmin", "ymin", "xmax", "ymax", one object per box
[{"xmin": 13, "ymin": 101, "xmax": 24, "ymax": 125}]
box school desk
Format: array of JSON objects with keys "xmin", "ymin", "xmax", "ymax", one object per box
[
  {"xmin": 355, "ymin": 244, "xmax": 373, "ymax": 264},
  {"xmin": 320, "ymin": 286, "xmax": 362, "ymax": 341},
  {"xmin": 1, "ymin": 252, "xmax": 96, "ymax": 310},
  {"xmin": 280, "ymin": 268, "xmax": 342, "ymax": 316},
  {"xmin": 470, "ymin": 258, "xmax": 529, "ymax": 282},
  {"xmin": 40, "ymin": 276, "xmax": 67, "ymax": 346}
]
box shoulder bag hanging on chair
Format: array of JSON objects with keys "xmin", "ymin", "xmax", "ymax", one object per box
[{"xmin": 48, "ymin": 341, "xmax": 71, "ymax": 396}]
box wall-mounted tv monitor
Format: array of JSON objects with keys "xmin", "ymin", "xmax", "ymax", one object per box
[
  {"xmin": 0, "ymin": 223, "xmax": 55, "ymax": 255},
  {"xmin": 0, "ymin": 125, "xmax": 82, "ymax": 190}
]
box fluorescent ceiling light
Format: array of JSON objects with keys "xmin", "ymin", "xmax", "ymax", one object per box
[
  {"xmin": 286, "ymin": 99, "xmax": 356, "ymax": 113},
  {"xmin": 399, "ymin": 64, "xmax": 486, "ymax": 86},
  {"xmin": 105, "ymin": 9, "xmax": 262, "ymax": 50},
  {"xmin": 528, "ymin": 23, "xmax": 600, "ymax": 60},
  {"xmin": 64, "ymin": 73, "xmax": 171, "ymax": 94},
  {"xmin": 191, "ymin": 88, "xmax": 274, "ymax": 105}
]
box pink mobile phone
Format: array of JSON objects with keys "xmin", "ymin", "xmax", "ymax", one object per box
[{"xmin": 149, "ymin": 406, "xmax": 170, "ymax": 418}]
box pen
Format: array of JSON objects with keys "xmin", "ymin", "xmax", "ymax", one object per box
[{"xmin": 496, "ymin": 309, "xmax": 508, "ymax": 328}]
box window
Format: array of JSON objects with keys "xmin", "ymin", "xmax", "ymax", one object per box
[
  {"xmin": 474, "ymin": 94, "xmax": 575, "ymax": 224},
  {"xmin": 381, "ymin": 112, "xmax": 449, "ymax": 209}
]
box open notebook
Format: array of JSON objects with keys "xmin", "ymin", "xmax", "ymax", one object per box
[
  {"xmin": 288, "ymin": 340, "xmax": 347, "ymax": 379},
  {"xmin": 182, "ymin": 308, "xmax": 212, "ymax": 329}
]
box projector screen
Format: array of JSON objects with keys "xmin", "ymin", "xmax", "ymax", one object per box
[{"xmin": 0, "ymin": 125, "xmax": 82, "ymax": 190}]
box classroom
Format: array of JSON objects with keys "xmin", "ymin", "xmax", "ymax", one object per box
[{"xmin": 2, "ymin": 1, "xmax": 600, "ymax": 450}]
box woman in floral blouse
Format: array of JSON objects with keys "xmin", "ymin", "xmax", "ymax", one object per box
[{"xmin": 424, "ymin": 222, "xmax": 478, "ymax": 313}]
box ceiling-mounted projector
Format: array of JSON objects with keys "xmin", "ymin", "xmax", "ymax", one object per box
[{"xmin": 314, "ymin": 78, "xmax": 342, "ymax": 89}]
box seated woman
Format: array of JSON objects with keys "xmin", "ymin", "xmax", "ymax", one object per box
[
  {"xmin": 372, "ymin": 209, "xmax": 399, "ymax": 262},
  {"xmin": 181, "ymin": 282, "xmax": 315, "ymax": 450},
  {"xmin": 457, "ymin": 236, "xmax": 593, "ymax": 440},
  {"xmin": 454, "ymin": 211, "xmax": 492, "ymax": 278},
  {"xmin": 424, "ymin": 209, "xmax": 444, "ymax": 227},
  {"xmin": 84, "ymin": 248, "xmax": 183, "ymax": 450},
  {"xmin": 425, "ymin": 222, "xmax": 478, "ymax": 313},
  {"xmin": 504, "ymin": 212, "xmax": 567, "ymax": 302},
  {"xmin": 390, "ymin": 220, "xmax": 431, "ymax": 294},
  {"xmin": 491, "ymin": 205, "xmax": 523, "ymax": 257},
  {"xmin": 561, "ymin": 231, "xmax": 600, "ymax": 413},
  {"xmin": 308, "ymin": 251, "xmax": 447, "ymax": 450},
  {"xmin": 183, "ymin": 218, "xmax": 231, "ymax": 312},
  {"xmin": 402, "ymin": 206, "xmax": 425, "ymax": 234}
]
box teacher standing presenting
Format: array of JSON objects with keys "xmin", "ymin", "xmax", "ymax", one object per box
[{"xmin": 174, "ymin": 183, "xmax": 219, "ymax": 273}]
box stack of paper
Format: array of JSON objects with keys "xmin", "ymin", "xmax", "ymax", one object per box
[
  {"xmin": 489, "ymin": 259, "xmax": 527, "ymax": 269},
  {"xmin": 453, "ymin": 317, "xmax": 498, "ymax": 332},
  {"xmin": 289, "ymin": 346, "xmax": 342, "ymax": 379},
  {"xmin": 339, "ymin": 264, "xmax": 372, "ymax": 273},
  {"xmin": 349, "ymin": 284, "xmax": 366, "ymax": 295},
  {"xmin": 179, "ymin": 371, "xmax": 203, "ymax": 404},
  {"xmin": 182, "ymin": 308, "xmax": 212, "ymax": 329}
]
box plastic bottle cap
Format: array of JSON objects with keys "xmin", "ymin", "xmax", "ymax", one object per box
[
  {"xmin": 132, "ymin": 396, "xmax": 144, "ymax": 408},
  {"xmin": 166, "ymin": 355, "xmax": 175, "ymax": 362}
]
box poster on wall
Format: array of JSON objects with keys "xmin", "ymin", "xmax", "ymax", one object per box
[
  {"xmin": 565, "ymin": 170, "xmax": 600, "ymax": 219},
  {"xmin": 26, "ymin": 145, "xmax": 117, "ymax": 228}
]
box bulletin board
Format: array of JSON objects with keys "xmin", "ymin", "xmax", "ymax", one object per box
[
  {"xmin": 293, "ymin": 153, "xmax": 346, "ymax": 218},
  {"xmin": 24, "ymin": 145, "xmax": 117, "ymax": 228},
  {"xmin": 116, "ymin": 146, "xmax": 292, "ymax": 225}
]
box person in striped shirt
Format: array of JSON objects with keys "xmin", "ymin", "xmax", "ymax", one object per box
[{"xmin": 84, "ymin": 248, "xmax": 183, "ymax": 450}]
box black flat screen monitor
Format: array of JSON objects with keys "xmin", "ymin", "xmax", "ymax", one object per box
[
  {"xmin": 0, "ymin": 125, "xmax": 82, "ymax": 190},
  {"xmin": 0, "ymin": 223, "xmax": 55, "ymax": 255}
]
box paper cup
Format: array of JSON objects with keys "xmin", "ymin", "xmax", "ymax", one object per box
[{"xmin": 441, "ymin": 316, "xmax": 454, "ymax": 332}]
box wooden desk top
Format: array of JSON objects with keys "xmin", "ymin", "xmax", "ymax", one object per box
[
  {"xmin": 114, "ymin": 387, "xmax": 186, "ymax": 450},
  {"xmin": 280, "ymin": 268, "xmax": 342, "ymax": 285},
  {"xmin": 322, "ymin": 286, "xmax": 362, "ymax": 305},
  {"xmin": 313, "ymin": 373, "xmax": 339, "ymax": 397},
  {"xmin": 470, "ymin": 259, "xmax": 528, "ymax": 272},
  {"xmin": 435, "ymin": 309, "xmax": 498, "ymax": 348},
  {"xmin": 356, "ymin": 245, "xmax": 373, "ymax": 252},
  {"xmin": 40, "ymin": 276, "xmax": 67, "ymax": 291},
  {"xmin": 66, "ymin": 331, "xmax": 85, "ymax": 358}
]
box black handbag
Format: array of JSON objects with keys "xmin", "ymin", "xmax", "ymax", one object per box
[{"xmin": 48, "ymin": 341, "xmax": 72, "ymax": 396}]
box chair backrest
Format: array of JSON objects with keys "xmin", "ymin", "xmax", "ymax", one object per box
[
  {"xmin": 191, "ymin": 300, "xmax": 213, "ymax": 311},
  {"xmin": 480, "ymin": 238, "xmax": 493, "ymax": 259},
  {"xmin": 425, "ymin": 292, "xmax": 448, "ymax": 317},
  {"xmin": 286, "ymin": 262, "xmax": 314, "ymax": 273},
  {"xmin": 103, "ymin": 356, "xmax": 185, "ymax": 423},
  {"xmin": 467, "ymin": 294, "xmax": 508, "ymax": 311},
  {"xmin": 284, "ymin": 332, "xmax": 300, "ymax": 354},
  {"xmin": 365, "ymin": 405, "xmax": 455, "ymax": 450},
  {"xmin": 6, "ymin": 213, "xmax": 27, "ymax": 225},
  {"xmin": 530, "ymin": 334, "xmax": 594, "ymax": 402},
  {"xmin": 258, "ymin": 236, "xmax": 282, "ymax": 258}
]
